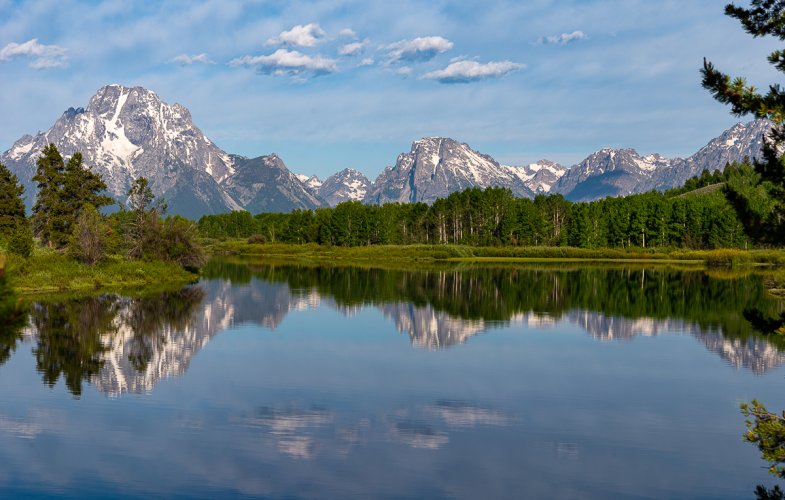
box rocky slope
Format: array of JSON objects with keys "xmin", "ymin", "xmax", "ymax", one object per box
[
  {"xmin": 365, "ymin": 137, "xmax": 534, "ymax": 204},
  {"xmin": 317, "ymin": 168, "xmax": 370, "ymax": 206},
  {"xmin": 504, "ymin": 159, "xmax": 567, "ymax": 194},
  {"xmin": 0, "ymin": 84, "xmax": 322, "ymax": 218},
  {"xmin": 553, "ymin": 119, "xmax": 771, "ymax": 200}
]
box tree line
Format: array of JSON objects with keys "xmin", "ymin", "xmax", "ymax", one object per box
[
  {"xmin": 198, "ymin": 161, "xmax": 765, "ymax": 249},
  {"xmin": 0, "ymin": 144, "xmax": 205, "ymax": 269}
]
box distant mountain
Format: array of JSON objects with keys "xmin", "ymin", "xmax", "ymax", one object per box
[
  {"xmin": 644, "ymin": 119, "xmax": 769, "ymax": 192},
  {"xmin": 553, "ymin": 119, "xmax": 771, "ymax": 200},
  {"xmin": 365, "ymin": 137, "xmax": 534, "ymax": 204},
  {"xmin": 317, "ymin": 168, "xmax": 370, "ymax": 206},
  {"xmin": 553, "ymin": 149, "xmax": 671, "ymax": 201},
  {"xmin": 222, "ymin": 154, "xmax": 325, "ymax": 213},
  {"xmin": 0, "ymin": 83, "xmax": 774, "ymax": 216},
  {"xmin": 0, "ymin": 84, "xmax": 322, "ymax": 218},
  {"xmin": 504, "ymin": 159, "xmax": 567, "ymax": 194},
  {"xmin": 296, "ymin": 174, "xmax": 323, "ymax": 198}
]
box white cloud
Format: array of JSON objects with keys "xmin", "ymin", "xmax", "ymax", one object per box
[
  {"xmin": 0, "ymin": 38, "xmax": 68, "ymax": 69},
  {"xmin": 359, "ymin": 58, "xmax": 374, "ymax": 66},
  {"xmin": 266, "ymin": 23, "xmax": 326, "ymax": 47},
  {"xmin": 422, "ymin": 60, "xmax": 524, "ymax": 83},
  {"xmin": 338, "ymin": 28, "xmax": 357, "ymax": 39},
  {"xmin": 385, "ymin": 36, "xmax": 453, "ymax": 63},
  {"xmin": 173, "ymin": 53, "xmax": 213, "ymax": 65},
  {"xmin": 397, "ymin": 66, "xmax": 412, "ymax": 76},
  {"xmin": 339, "ymin": 40, "xmax": 368, "ymax": 57},
  {"xmin": 539, "ymin": 30, "xmax": 587, "ymax": 46},
  {"xmin": 230, "ymin": 49, "xmax": 337, "ymax": 77}
]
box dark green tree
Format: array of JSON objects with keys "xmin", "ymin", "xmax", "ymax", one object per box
[
  {"xmin": 0, "ymin": 162, "xmax": 26, "ymax": 234},
  {"xmin": 702, "ymin": 0, "xmax": 785, "ymax": 241},
  {"xmin": 31, "ymin": 144, "xmax": 68, "ymax": 248},
  {"xmin": 31, "ymin": 145, "xmax": 112, "ymax": 249},
  {"xmin": 0, "ymin": 162, "xmax": 33, "ymax": 256}
]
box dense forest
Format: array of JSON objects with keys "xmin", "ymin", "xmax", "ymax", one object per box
[{"xmin": 198, "ymin": 161, "xmax": 768, "ymax": 249}]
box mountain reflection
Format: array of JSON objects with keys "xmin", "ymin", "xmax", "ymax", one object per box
[
  {"xmin": 26, "ymin": 288, "xmax": 205, "ymax": 397},
  {"xmin": 6, "ymin": 261, "xmax": 785, "ymax": 396}
]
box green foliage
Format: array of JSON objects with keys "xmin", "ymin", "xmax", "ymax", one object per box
[
  {"xmin": 0, "ymin": 162, "xmax": 27, "ymax": 234},
  {"xmin": 742, "ymin": 400, "xmax": 785, "ymax": 478},
  {"xmin": 199, "ymin": 185, "xmax": 753, "ymax": 250},
  {"xmin": 159, "ymin": 216, "xmax": 207, "ymax": 270},
  {"xmin": 31, "ymin": 145, "xmax": 112, "ymax": 249},
  {"xmin": 5, "ymin": 250, "xmax": 198, "ymax": 295},
  {"xmin": 702, "ymin": 1, "xmax": 785, "ymax": 242},
  {"xmin": 121, "ymin": 177, "xmax": 206, "ymax": 269},
  {"xmin": 68, "ymin": 203, "xmax": 109, "ymax": 265}
]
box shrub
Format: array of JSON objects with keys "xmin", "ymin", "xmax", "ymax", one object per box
[{"xmin": 68, "ymin": 204, "xmax": 108, "ymax": 265}]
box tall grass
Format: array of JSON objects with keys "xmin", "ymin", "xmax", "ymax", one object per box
[{"xmin": 6, "ymin": 248, "xmax": 198, "ymax": 295}]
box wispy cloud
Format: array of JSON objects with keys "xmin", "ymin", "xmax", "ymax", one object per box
[
  {"xmin": 0, "ymin": 38, "xmax": 68, "ymax": 69},
  {"xmin": 172, "ymin": 53, "xmax": 213, "ymax": 65},
  {"xmin": 230, "ymin": 49, "xmax": 337, "ymax": 77},
  {"xmin": 338, "ymin": 28, "xmax": 357, "ymax": 39},
  {"xmin": 266, "ymin": 23, "xmax": 326, "ymax": 47},
  {"xmin": 539, "ymin": 30, "xmax": 587, "ymax": 46},
  {"xmin": 339, "ymin": 40, "xmax": 368, "ymax": 57},
  {"xmin": 385, "ymin": 36, "xmax": 453, "ymax": 63},
  {"xmin": 422, "ymin": 59, "xmax": 524, "ymax": 83}
]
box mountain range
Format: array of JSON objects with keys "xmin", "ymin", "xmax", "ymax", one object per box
[{"xmin": 0, "ymin": 84, "xmax": 771, "ymax": 219}]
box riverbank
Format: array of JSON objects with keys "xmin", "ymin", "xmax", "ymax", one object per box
[
  {"xmin": 206, "ymin": 240, "xmax": 785, "ymax": 267},
  {"xmin": 4, "ymin": 251, "xmax": 198, "ymax": 296}
]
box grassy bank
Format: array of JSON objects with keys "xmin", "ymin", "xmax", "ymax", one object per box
[
  {"xmin": 206, "ymin": 240, "xmax": 785, "ymax": 267},
  {"xmin": 4, "ymin": 250, "xmax": 198, "ymax": 296}
]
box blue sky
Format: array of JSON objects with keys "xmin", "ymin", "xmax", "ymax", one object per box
[{"xmin": 0, "ymin": 0, "xmax": 781, "ymax": 179}]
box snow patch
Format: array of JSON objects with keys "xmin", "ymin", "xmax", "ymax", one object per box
[{"xmin": 9, "ymin": 141, "xmax": 33, "ymax": 160}]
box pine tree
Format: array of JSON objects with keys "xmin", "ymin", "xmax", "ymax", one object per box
[
  {"xmin": 32, "ymin": 145, "xmax": 113, "ymax": 249},
  {"xmin": 31, "ymin": 144, "xmax": 67, "ymax": 248},
  {"xmin": 701, "ymin": 0, "xmax": 785, "ymax": 241},
  {"xmin": 0, "ymin": 162, "xmax": 27, "ymax": 234}
]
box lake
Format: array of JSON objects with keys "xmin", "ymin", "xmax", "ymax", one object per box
[{"xmin": 1, "ymin": 260, "xmax": 785, "ymax": 499}]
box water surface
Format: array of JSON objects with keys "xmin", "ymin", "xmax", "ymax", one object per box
[{"xmin": 1, "ymin": 261, "xmax": 784, "ymax": 499}]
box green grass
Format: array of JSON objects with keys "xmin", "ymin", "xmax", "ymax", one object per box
[
  {"xmin": 207, "ymin": 239, "xmax": 785, "ymax": 267},
  {"xmin": 4, "ymin": 249, "xmax": 198, "ymax": 296}
]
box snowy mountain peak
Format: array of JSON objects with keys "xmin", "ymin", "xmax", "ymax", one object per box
[
  {"xmin": 317, "ymin": 168, "xmax": 370, "ymax": 206},
  {"xmin": 504, "ymin": 159, "xmax": 567, "ymax": 194},
  {"xmin": 0, "ymin": 84, "xmax": 323, "ymax": 218},
  {"xmin": 366, "ymin": 137, "xmax": 534, "ymax": 204}
]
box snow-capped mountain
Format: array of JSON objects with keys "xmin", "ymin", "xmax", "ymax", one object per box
[
  {"xmin": 317, "ymin": 168, "xmax": 370, "ymax": 206},
  {"xmin": 504, "ymin": 160, "xmax": 567, "ymax": 194},
  {"xmin": 365, "ymin": 138, "xmax": 534, "ymax": 204},
  {"xmin": 296, "ymin": 173, "xmax": 324, "ymax": 197},
  {"xmin": 0, "ymin": 84, "xmax": 322, "ymax": 218},
  {"xmin": 644, "ymin": 119, "xmax": 770, "ymax": 192},
  {"xmin": 553, "ymin": 119, "xmax": 772, "ymax": 200},
  {"xmin": 553, "ymin": 149, "xmax": 672, "ymax": 201}
]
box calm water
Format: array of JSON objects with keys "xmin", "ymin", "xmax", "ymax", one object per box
[{"xmin": 1, "ymin": 261, "xmax": 785, "ymax": 499}]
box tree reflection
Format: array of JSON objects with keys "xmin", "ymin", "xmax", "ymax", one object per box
[
  {"xmin": 31, "ymin": 295, "xmax": 118, "ymax": 397},
  {"xmin": 29, "ymin": 287, "xmax": 204, "ymax": 397},
  {"xmin": 0, "ymin": 278, "xmax": 28, "ymax": 366},
  {"xmin": 207, "ymin": 260, "xmax": 783, "ymax": 342}
]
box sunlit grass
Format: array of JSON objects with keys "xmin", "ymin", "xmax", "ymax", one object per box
[{"xmin": 5, "ymin": 248, "xmax": 198, "ymax": 295}]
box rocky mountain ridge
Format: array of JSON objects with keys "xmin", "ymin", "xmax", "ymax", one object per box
[
  {"xmin": 0, "ymin": 84, "xmax": 774, "ymax": 217},
  {"xmin": 0, "ymin": 84, "xmax": 325, "ymax": 218}
]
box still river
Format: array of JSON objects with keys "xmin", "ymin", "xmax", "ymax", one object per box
[{"xmin": 0, "ymin": 260, "xmax": 784, "ymax": 499}]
